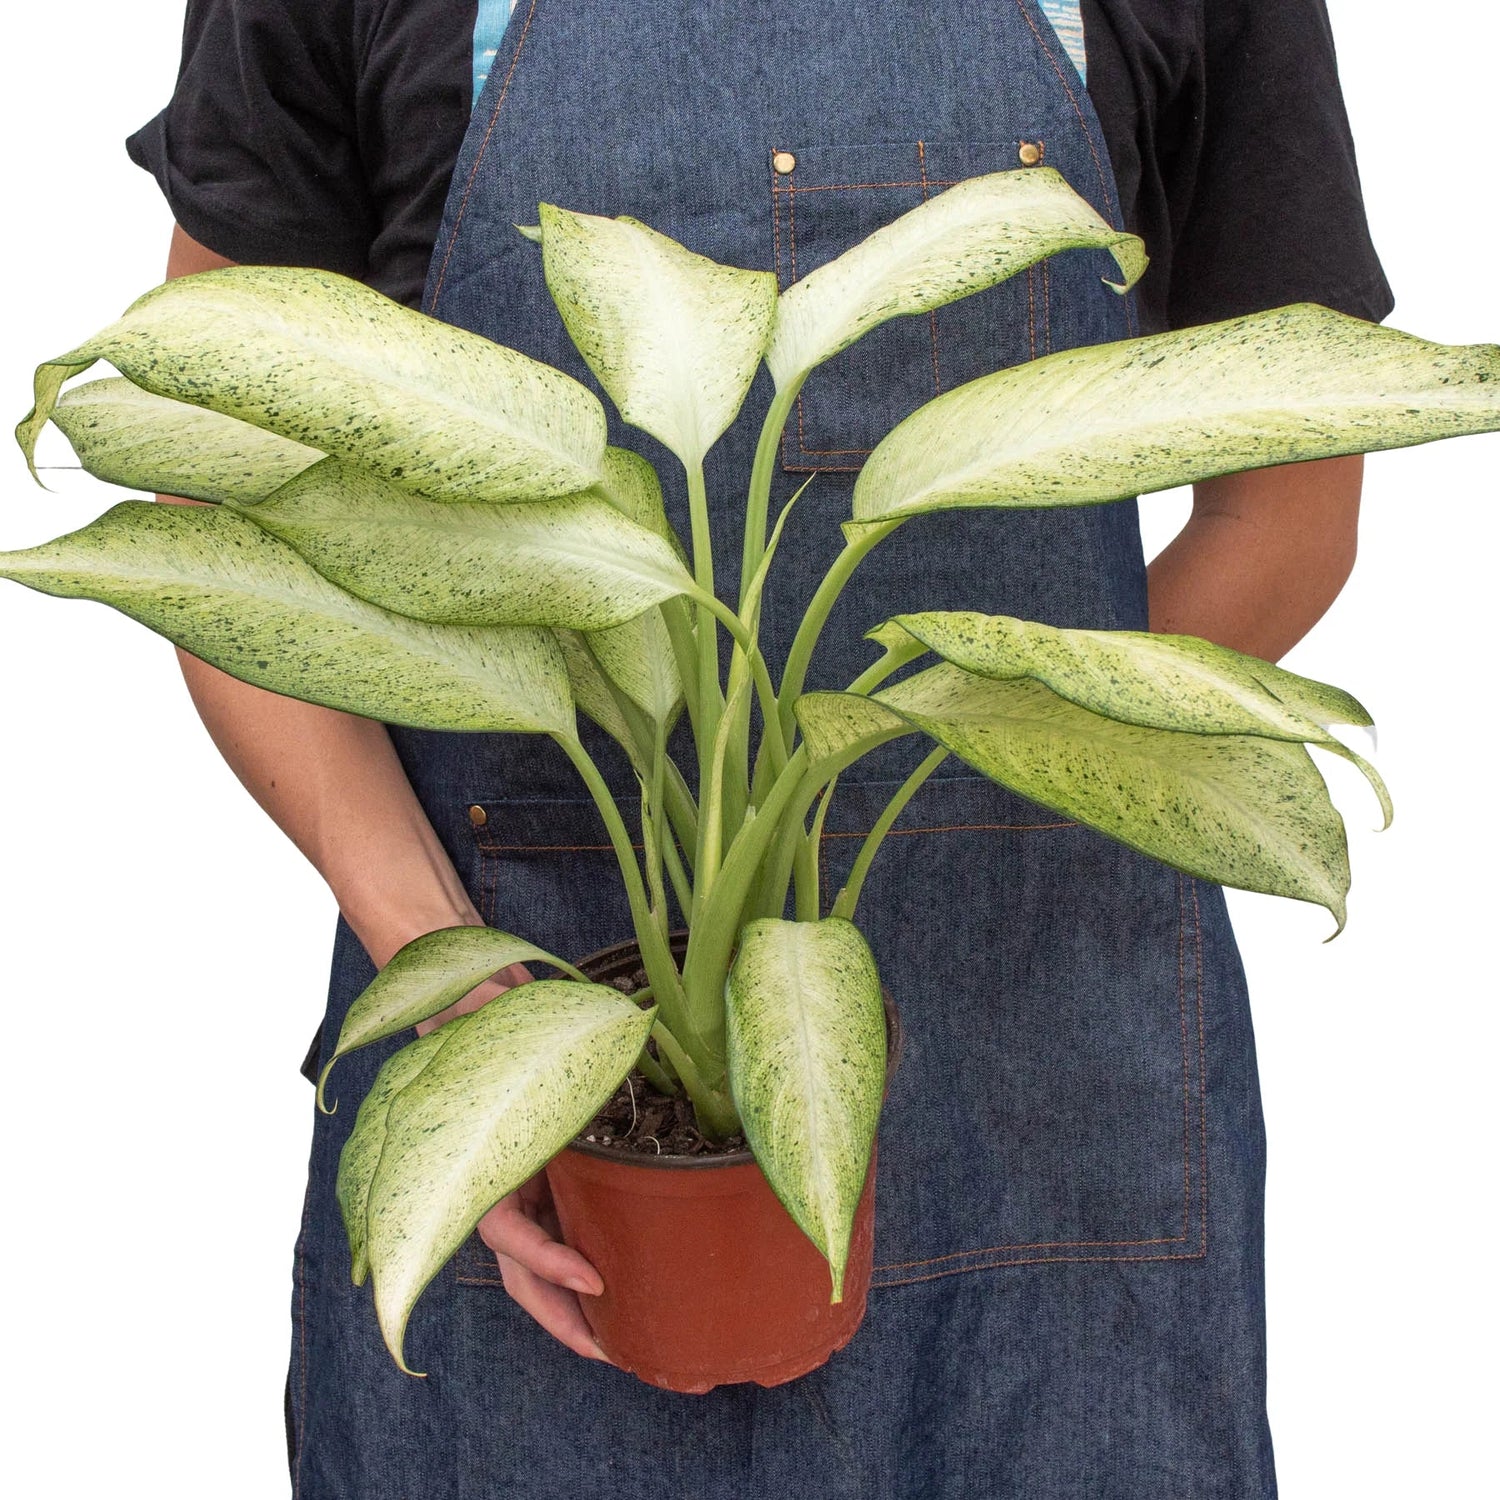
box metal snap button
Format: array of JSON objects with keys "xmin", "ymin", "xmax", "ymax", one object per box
[
  {"xmin": 468, "ymin": 804, "xmax": 489, "ymax": 827},
  {"xmin": 772, "ymin": 150, "xmax": 797, "ymax": 175},
  {"xmin": 1018, "ymin": 141, "xmax": 1043, "ymax": 167}
]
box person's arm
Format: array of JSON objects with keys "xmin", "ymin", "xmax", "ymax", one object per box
[
  {"xmin": 159, "ymin": 225, "xmax": 609, "ymax": 1362},
  {"xmin": 1147, "ymin": 454, "xmax": 1362, "ymax": 660}
]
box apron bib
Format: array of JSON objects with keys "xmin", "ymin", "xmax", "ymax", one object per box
[{"xmin": 288, "ymin": 5, "xmax": 1276, "ymax": 1495}]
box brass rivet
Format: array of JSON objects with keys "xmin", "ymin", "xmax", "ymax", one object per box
[
  {"xmin": 772, "ymin": 150, "xmax": 797, "ymax": 175},
  {"xmin": 1018, "ymin": 140, "xmax": 1043, "ymax": 167},
  {"xmin": 468, "ymin": 804, "xmax": 489, "ymax": 827}
]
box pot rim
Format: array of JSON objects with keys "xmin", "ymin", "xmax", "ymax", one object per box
[{"xmin": 570, "ymin": 932, "xmax": 902, "ymax": 1172}]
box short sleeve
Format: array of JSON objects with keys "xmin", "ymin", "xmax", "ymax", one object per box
[
  {"xmin": 126, "ymin": 0, "xmax": 373, "ymax": 275},
  {"xmin": 1167, "ymin": 0, "xmax": 1394, "ymax": 329}
]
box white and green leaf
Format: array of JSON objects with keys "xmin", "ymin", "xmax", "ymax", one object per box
[
  {"xmin": 50, "ymin": 377, "xmax": 322, "ymax": 504},
  {"xmin": 881, "ymin": 611, "xmax": 1390, "ymax": 825},
  {"xmin": 0, "ymin": 501, "xmax": 575, "ymax": 735},
  {"xmin": 857, "ymin": 663, "xmax": 1353, "ymax": 927},
  {"xmin": 726, "ymin": 918, "xmax": 886, "ymax": 1300},
  {"xmin": 17, "ymin": 265, "xmax": 607, "ymax": 501},
  {"xmin": 317, "ymin": 926, "xmax": 590, "ymax": 1109},
  {"xmin": 539, "ymin": 204, "xmax": 778, "ymax": 467},
  {"xmin": 766, "ymin": 167, "xmax": 1146, "ymax": 389},
  {"xmin": 234, "ymin": 457, "xmax": 696, "ymax": 629},
  {"xmin": 337, "ymin": 1026, "xmax": 454, "ymax": 1287},
  {"xmin": 360, "ymin": 981, "xmax": 656, "ymax": 1371},
  {"xmin": 853, "ymin": 305, "xmax": 1500, "ymax": 528}
]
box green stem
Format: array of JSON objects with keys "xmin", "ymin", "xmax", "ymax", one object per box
[
  {"xmin": 739, "ymin": 379, "xmax": 803, "ymax": 607},
  {"xmin": 831, "ymin": 747, "xmax": 949, "ymax": 921},
  {"xmin": 659, "ymin": 598, "xmax": 703, "ymax": 735},
  {"xmin": 661, "ymin": 826, "xmax": 694, "ymax": 920},
  {"xmin": 686, "ymin": 462, "xmax": 723, "ymax": 867},
  {"xmin": 777, "ymin": 520, "xmax": 901, "ymax": 745},
  {"xmin": 651, "ymin": 1021, "xmax": 741, "ymax": 1139},
  {"xmin": 794, "ymin": 776, "xmax": 838, "ymax": 921},
  {"xmin": 680, "ymin": 745, "xmax": 811, "ymax": 1062},
  {"xmin": 556, "ymin": 733, "xmax": 697, "ymax": 1051}
]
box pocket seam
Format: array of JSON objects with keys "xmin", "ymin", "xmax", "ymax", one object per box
[
  {"xmin": 868, "ymin": 868, "xmax": 1209, "ymax": 1287},
  {"xmin": 771, "ymin": 139, "xmax": 1041, "ymax": 471}
]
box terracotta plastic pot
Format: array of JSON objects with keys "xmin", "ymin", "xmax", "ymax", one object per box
[{"xmin": 544, "ymin": 935, "xmax": 900, "ymax": 1395}]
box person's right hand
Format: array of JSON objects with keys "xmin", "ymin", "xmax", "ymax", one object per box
[{"xmin": 477, "ymin": 1170, "xmax": 612, "ymax": 1363}]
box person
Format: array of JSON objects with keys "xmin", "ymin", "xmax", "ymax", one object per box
[{"xmin": 121, "ymin": 2, "xmax": 1392, "ymax": 1495}]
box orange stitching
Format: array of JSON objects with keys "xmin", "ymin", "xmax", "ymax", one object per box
[
  {"xmin": 292, "ymin": 1179, "xmax": 312, "ymax": 1499},
  {"xmin": 1010, "ymin": 0, "xmax": 1136, "ymax": 338},
  {"xmin": 917, "ymin": 142, "xmax": 942, "ymax": 395},
  {"xmin": 478, "ymin": 841, "xmax": 644, "ymax": 853},
  {"xmin": 778, "ymin": 179, "xmax": 962, "ymax": 193},
  {"xmin": 877, "ymin": 1248, "xmax": 1206, "ymax": 1289},
  {"xmin": 1177, "ymin": 872, "xmax": 1192, "ymax": 1238},
  {"xmin": 428, "ymin": 0, "xmax": 541, "ymax": 309},
  {"xmin": 1193, "ymin": 879, "xmax": 1209, "ymax": 1253},
  {"xmin": 819, "ymin": 819, "xmax": 1076, "ymax": 839},
  {"xmin": 1012, "ymin": 0, "xmax": 1118, "ymax": 228}
]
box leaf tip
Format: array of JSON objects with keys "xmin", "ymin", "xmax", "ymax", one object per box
[
  {"xmin": 315, "ymin": 1060, "xmax": 339, "ymax": 1116},
  {"xmin": 514, "ymin": 223, "xmax": 543, "ymax": 245}
]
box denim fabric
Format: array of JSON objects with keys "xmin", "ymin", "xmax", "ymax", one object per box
[{"xmin": 288, "ymin": 3, "xmax": 1275, "ymax": 1494}]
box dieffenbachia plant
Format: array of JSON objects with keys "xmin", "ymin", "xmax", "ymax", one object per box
[{"xmin": 6, "ymin": 168, "xmax": 1498, "ymax": 1372}]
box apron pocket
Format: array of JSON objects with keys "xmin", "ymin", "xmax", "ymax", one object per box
[
  {"xmin": 816, "ymin": 775, "xmax": 1209, "ymax": 1286},
  {"xmin": 769, "ymin": 138, "xmax": 1046, "ymax": 470},
  {"xmin": 464, "ymin": 794, "xmax": 643, "ymax": 969}
]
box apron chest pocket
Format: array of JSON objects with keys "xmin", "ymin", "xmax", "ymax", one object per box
[{"xmin": 769, "ymin": 139, "xmax": 1046, "ymax": 471}]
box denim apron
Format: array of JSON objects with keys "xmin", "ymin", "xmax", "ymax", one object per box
[{"xmin": 289, "ymin": 3, "xmax": 1276, "ymax": 1494}]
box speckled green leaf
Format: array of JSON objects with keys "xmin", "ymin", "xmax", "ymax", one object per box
[
  {"xmin": 17, "ymin": 265, "xmax": 606, "ymax": 501},
  {"xmin": 862, "ymin": 664, "xmax": 1352, "ymax": 926},
  {"xmin": 882, "ymin": 611, "xmax": 1390, "ymax": 826},
  {"xmin": 853, "ymin": 305, "xmax": 1500, "ymax": 528},
  {"xmin": 594, "ymin": 446, "xmax": 687, "ymax": 561},
  {"xmin": 337, "ymin": 1026, "xmax": 453, "ymax": 1287},
  {"xmin": 317, "ymin": 926, "xmax": 590, "ymax": 1108},
  {"xmin": 793, "ymin": 691, "xmax": 911, "ymax": 767},
  {"xmin": 766, "ymin": 168, "xmax": 1145, "ymax": 389},
  {"xmin": 363, "ymin": 981, "xmax": 656, "ymax": 1371},
  {"xmin": 49, "ymin": 377, "xmax": 322, "ymax": 504},
  {"xmin": 555, "ymin": 628, "xmax": 648, "ymax": 774},
  {"xmin": 725, "ymin": 918, "xmax": 886, "ymax": 1300},
  {"xmin": 0, "ymin": 501, "xmax": 575, "ymax": 735},
  {"xmin": 539, "ymin": 204, "xmax": 778, "ymax": 467},
  {"xmin": 232, "ymin": 457, "xmax": 695, "ymax": 629},
  {"xmin": 586, "ymin": 608, "xmax": 684, "ymax": 723}
]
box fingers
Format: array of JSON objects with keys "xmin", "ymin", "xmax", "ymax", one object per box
[
  {"xmin": 496, "ymin": 1257, "xmax": 612, "ymax": 1363},
  {"xmin": 477, "ymin": 1188, "xmax": 612, "ymax": 1364},
  {"xmin": 478, "ymin": 1193, "xmax": 603, "ymax": 1297}
]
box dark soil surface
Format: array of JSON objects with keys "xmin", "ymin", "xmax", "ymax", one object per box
[{"xmin": 577, "ymin": 964, "xmax": 749, "ymax": 1159}]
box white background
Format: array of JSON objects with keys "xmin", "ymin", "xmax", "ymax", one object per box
[{"xmin": 0, "ymin": 2, "xmax": 1494, "ymax": 1494}]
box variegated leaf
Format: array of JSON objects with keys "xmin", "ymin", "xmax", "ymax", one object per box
[
  {"xmin": 17, "ymin": 265, "xmax": 606, "ymax": 501},
  {"xmin": 880, "ymin": 611, "xmax": 1390, "ymax": 825},
  {"xmin": 0, "ymin": 502, "xmax": 575, "ymax": 735},
  {"xmin": 853, "ymin": 305, "xmax": 1500, "ymax": 528},
  {"xmin": 337, "ymin": 1026, "xmax": 454, "ymax": 1287},
  {"xmin": 317, "ymin": 926, "xmax": 589, "ymax": 1109},
  {"xmin": 863, "ymin": 663, "xmax": 1353, "ymax": 926},
  {"xmin": 50, "ymin": 377, "xmax": 322, "ymax": 504},
  {"xmin": 233, "ymin": 457, "xmax": 695, "ymax": 629},
  {"xmin": 363, "ymin": 982, "xmax": 656, "ymax": 1371},
  {"xmin": 767, "ymin": 168, "xmax": 1145, "ymax": 389},
  {"xmin": 539, "ymin": 204, "xmax": 778, "ymax": 467},
  {"xmin": 726, "ymin": 918, "xmax": 886, "ymax": 1299}
]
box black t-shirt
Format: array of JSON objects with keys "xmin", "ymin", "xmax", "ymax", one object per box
[{"xmin": 127, "ymin": 0, "xmax": 1394, "ymax": 333}]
